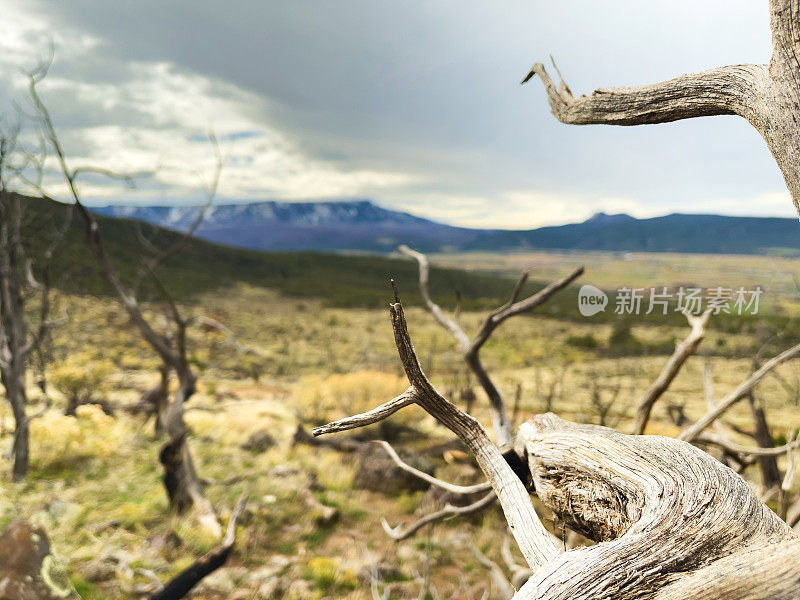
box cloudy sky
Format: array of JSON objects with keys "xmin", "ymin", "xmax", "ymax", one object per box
[{"xmin": 0, "ymin": 1, "xmax": 790, "ymax": 228}]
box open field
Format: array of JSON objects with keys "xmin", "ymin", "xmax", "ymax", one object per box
[
  {"xmin": 430, "ymin": 250, "xmax": 800, "ymax": 314},
  {"xmin": 4, "ymin": 284, "xmax": 800, "ymax": 599}
]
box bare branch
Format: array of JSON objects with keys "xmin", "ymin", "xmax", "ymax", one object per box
[
  {"xmin": 134, "ymin": 132, "xmax": 222, "ymax": 292},
  {"xmin": 315, "ymin": 288, "xmax": 561, "ymax": 570},
  {"xmin": 681, "ymin": 340, "xmax": 800, "ymax": 442},
  {"xmin": 400, "ymin": 243, "xmax": 583, "ymax": 445},
  {"xmin": 375, "ymin": 440, "xmax": 492, "ymax": 495},
  {"xmin": 397, "ymin": 245, "xmax": 470, "ymax": 348},
  {"xmin": 313, "ymin": 388, "xmax": 417, "ymax": 436},
  {"xmin": 697, "ymin": 434, "xmax": 800, "ymax": 457},
  {"xmin": 631, "ymin": 309, "xmax": 711, "ymax": 434},
  {"xmin": 523, "ymin": 62, "xmax": 766, "ymax": 125},
  {"xmin": 471, "ymin": 542, "xmax": 516, "ymax": 600},
  {"xmin": 381, "ymin": 492, "xmax": 496, "ymax": 541}
]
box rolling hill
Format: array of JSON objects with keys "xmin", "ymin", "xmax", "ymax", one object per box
[
  {"xmin": 93, "ymin": 200, "xmax": 800, "ymax": 255},
  {"xmin": 18, "ymin": 195, "xmax": 553, "ymax": 311}
]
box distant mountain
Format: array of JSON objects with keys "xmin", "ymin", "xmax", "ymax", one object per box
[
  {"xmin": 92, "ymin": 200, "xmax": 800, "ymax": 255},
  {"xmin": 93, "ymin": 199, "xmax": 486, "ymax": 253},
  {"xmin": 465, "ymin": 213, "xmax": 800, "ymax": 254}
]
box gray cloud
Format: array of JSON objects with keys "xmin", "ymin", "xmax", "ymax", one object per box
[{"xmin": 1, "ymin": 0, "xmax": 791, "ymax": 227}]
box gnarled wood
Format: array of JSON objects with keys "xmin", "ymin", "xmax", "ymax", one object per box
[
  {"xmin": 513, "ymin": 414, "xmax": 797, "ymax": 599},
  {"xmin": 319, "ymin": 291, "xmax": 800, "ymax": 599},
  {"xmin": 315, "ymin": 285, "xmax": 561, "ymax": 570}
]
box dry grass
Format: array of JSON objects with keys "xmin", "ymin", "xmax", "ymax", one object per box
[{"xmin": 1, "ymin": 284, "xmax": 799, "ymax": 598}]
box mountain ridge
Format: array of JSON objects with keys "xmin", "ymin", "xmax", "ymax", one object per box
[{"xmin": 92, "ymin": 200, "xmax": 800, "ymax": 255}]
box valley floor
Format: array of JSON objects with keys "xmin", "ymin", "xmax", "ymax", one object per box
[{"xmin": 2, "ymin": 285, "xmax": 799, "ymax": 599}]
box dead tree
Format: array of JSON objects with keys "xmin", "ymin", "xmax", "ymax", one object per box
[
  {"xmin": 630, "ymin": 310, "xmax": 711, "ymax": 435},
  {"xmin": 0, "ymin": 121, "xmax": 66, "ymax": 481},
  {"xmin": 524, "ymin": 1, "xmax": 800, "ymax": 218},
  {"xmin": 23, "ymin": 62, "xmax": 222, "ymax": 535},
  {"xmin": 681, "ymin": 339, "xmax": 800, "ymax": 443},
  {"xmin": 585, "ymin": 369, "xmax": 624, "ymax": 428},
  {"xmin": 315, "ymin": 287, "xmax": 800, "ymax": 599},
  {"xmin": 399, "ymin": 245, "xmax": 582, "ymax": 445}
]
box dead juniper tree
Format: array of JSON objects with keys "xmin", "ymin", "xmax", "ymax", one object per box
[
  {"xmin": 22, "ymin": 61, "xmax": 223, "ymax": 535},
  {"xmin": 523, "ymin": 0, "xmax": 800, "ymax": 218},
  {"xmin": 315, "ymin": 286, "xmax": 800, "ymax": 600},
  {"xmin": 398, "ymin": 245, "xmax": 582, "ymax": 445},
  {"xmin": 0, "ymin": 119, "xmax": 67, "ymax": 481}
]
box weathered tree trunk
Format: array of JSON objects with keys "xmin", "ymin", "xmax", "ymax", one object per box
[
  {"xmin": 515, "ymin": 414, "xmax": 798, "ymax": 599},
  {"xmin": 748, "ymin": 391, "xmax": 782, "ymax": 489},
  {"xmin": 8, "ymin": 381, "xmax": 29, "ymax": 482},
  {"xmin": 525, "ymin": 0, "xmax": 800, "ymax": 218},
  {"xmin": 0, "ymin": 196, "xmax": 31, "ymax": 482},
  {"xmin": 1, "ymin": 368, "xmax": 30, "ymax": 482}
]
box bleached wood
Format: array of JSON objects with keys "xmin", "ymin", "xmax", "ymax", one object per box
[
  {"xmin": 513, "ymin": 414, "xmax": 797, "ymax": 599},
  {"xmin": 382, "ymin": 492, "xmax": 496, "ymax": 541},
  {"xmin": 399, "ymin": 244, "xmax": 582, "ymax": 446},
  {"xmin": 375, "ymin": 440, "xmax": 492, "ymax": 495},
  {"xmin": 315, "ymin": 293, "xmax": 561, "ymax": 570}
]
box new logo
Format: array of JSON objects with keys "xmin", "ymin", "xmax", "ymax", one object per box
[{"xmin": 578, "ymin": 284, "xmax": 608, "ymax": 317}]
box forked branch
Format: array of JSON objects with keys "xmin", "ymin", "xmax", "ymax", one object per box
[
  {"xmin": 382, "ymin": 492, "xmax": 496, "ymax": 541},
  {"xmin": 314, "ymin": 284, "xmax": 561, "ymax": 570},
  {"xmin": 399, "ymin": 244, "xmax": 582, "ymax": 445}
]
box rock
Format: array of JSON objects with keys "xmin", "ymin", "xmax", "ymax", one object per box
[
  {"xmin": 81, "ymin": 557, "xmax": 118, "ymax": 582},
  {"xmin": 247, "ymin": 555, "xmax": 292, "ymax": 586},
  {"xmin": 147, "ymin": 530, "xmax": 183, "ymax": 556},
  {"xmin": 0, "ymin": 519, "xmax": 79, "ymax": 600},
  {"xmin": 257, "ymin": 576, "xmax": 288, "ymax": 599},
  {"xmin": 353, "ymin": 443, "xmax": 434, "ymax": 495},
  {"xmin": 242, "ymin": 430, "xmax": 277, "ymax": 452}
]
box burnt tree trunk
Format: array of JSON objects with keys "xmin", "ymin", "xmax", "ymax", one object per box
[{"xmin": 158, "ymin": 368, "xmax": 220, "ymax": 536}]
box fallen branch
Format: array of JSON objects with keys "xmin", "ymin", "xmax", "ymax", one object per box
[{"xmin": 149, "ymin": 493, "xmax": 247, "ymax": 600}]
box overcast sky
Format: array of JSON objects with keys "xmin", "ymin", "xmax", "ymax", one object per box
[{"xmin": 0, "ymin": 1, "xmax": 791, "ymax": 228}]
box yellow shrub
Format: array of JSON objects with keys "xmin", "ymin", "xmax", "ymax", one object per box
[
  {"xmin": 50, "ymin": 354, "xmax": 114, "ymax": 410},
  {"xmin": 30, "ymin": 404, "xmax": 118, "ymax": 467},
  {"xmin": 302, "ymin": 556, "xmax": 358, "ymax": 594}
]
